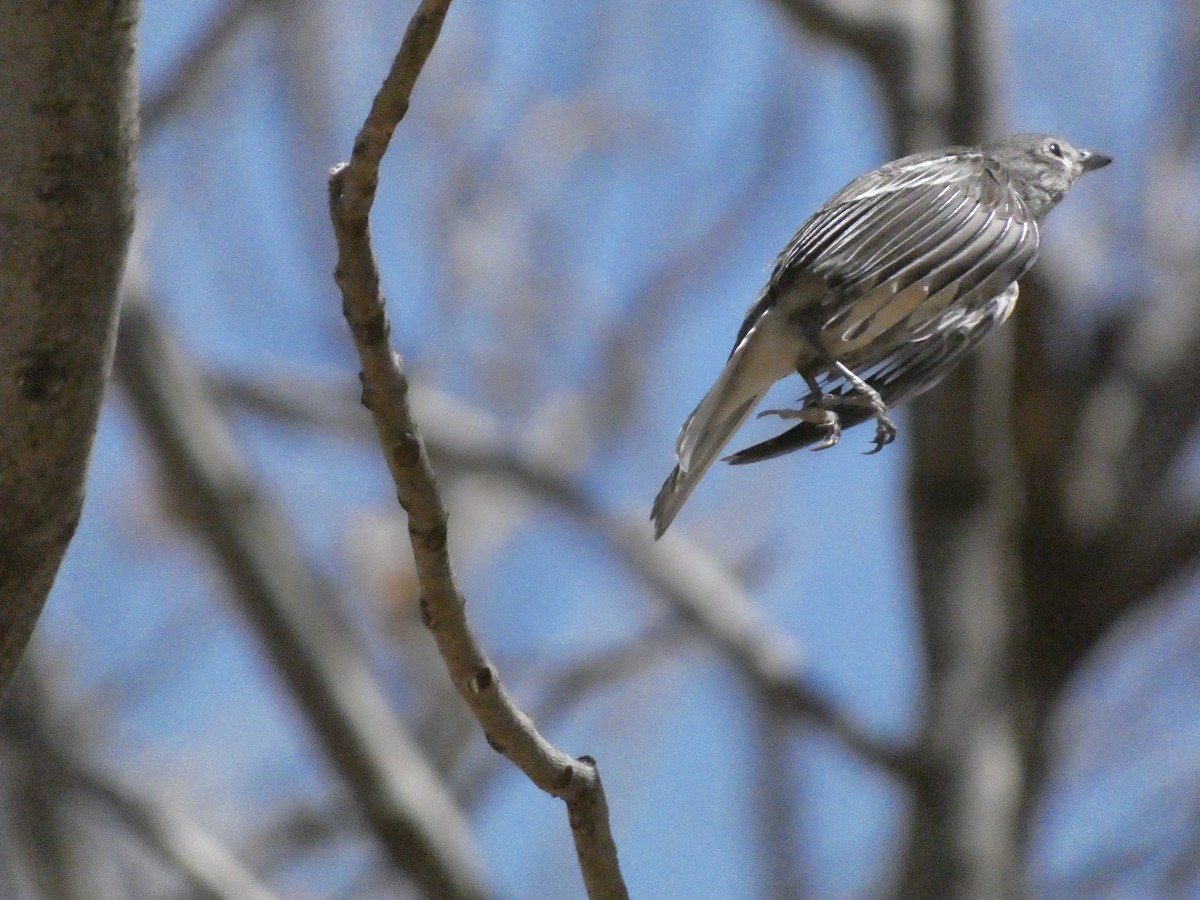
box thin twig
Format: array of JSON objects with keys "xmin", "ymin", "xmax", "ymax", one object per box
[
  {"xmin": 455, "ymin": 621, "xmax": 690, "ymax": 809},
  {"xmin": 326, "ymin": 3, "xmax": 628, "ymax": 897}
]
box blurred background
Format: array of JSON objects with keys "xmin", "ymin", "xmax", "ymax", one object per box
[{"xmin": 3, "ymin": 0, "xmax": 1197, "ymax": 897}]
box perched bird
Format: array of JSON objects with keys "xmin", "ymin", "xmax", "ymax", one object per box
[{"xmin": 652, "ymin": 133, "xmax": 1111, "ymax": 538}]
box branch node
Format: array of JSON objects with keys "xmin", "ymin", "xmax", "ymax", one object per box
[
  {"xmin": 358, "ymin": 372, "xmax": 374, "ymax": 410},
  {"xmin": 554, "ymin": 763, "xmax": 576, "ymax": 793},
  {"xmin": 468, "ymin": 665, "xmax": 494, "ymax": 693},
  {"xmin": 348, "ymin": 308, "xmax": 390, "ymax": 345},
  {"xmin": 409, "ymin": 520, "xmax": 448, "ymax": 551},
  {"xmin": 392, "ymin": 431, "xmax": 422, "ymax": 467}
]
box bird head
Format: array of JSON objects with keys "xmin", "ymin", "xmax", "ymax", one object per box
[{"xmin": 984, "ymin": 133, "xmax": 1112, "ymax": 219}]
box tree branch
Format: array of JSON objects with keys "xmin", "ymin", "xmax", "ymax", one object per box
[
  {"xmin": 768, "ymin": 0, "xmax": 901, "ymax": 71},
  {"xmin": 327, "ymin": 3, "xmax": 628, "ymax": 897},
  {"xmin": 899, "ymin": 0, "xmax": 1026, "ymax": 896},
  {"xmin": 766, "ymin": 0, "xmax": 951, "ymax": 151},
  {"xmin": 0, "ymin": 0, "xmax": 138, "ymax": 691}
]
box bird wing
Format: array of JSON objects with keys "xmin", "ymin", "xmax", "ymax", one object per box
[
  {"xmin": 731, "ymin": 148, "xmax": 1039, "ymax": 359},
  {"xmin": 721, "ymin": 149, "xmax": 1042, "ymax": 465}
]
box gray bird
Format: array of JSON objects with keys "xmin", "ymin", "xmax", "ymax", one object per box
[{"xmin": 652, "ymin": 133, "xmax": 1111, "ymax": 538}]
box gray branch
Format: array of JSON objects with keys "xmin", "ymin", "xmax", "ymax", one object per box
[
  {"xmin": 72, "ymin": 764, "xmax": 282, "ymax": 900},
  {"xmin": 326, "ymin": 2, "xmax": 628, "ymax": 897},
  {"xmin": 0, "ymin": 0, "xmax": 138, "ymax": 690},
  {"xmin": 3, "ymin": 658, "xmax": 280, "ymax": 900}
]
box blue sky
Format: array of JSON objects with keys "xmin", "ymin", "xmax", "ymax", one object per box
[{"xmin": 30, "ymin": 1, "xmax": 1191, "ymax": 896}]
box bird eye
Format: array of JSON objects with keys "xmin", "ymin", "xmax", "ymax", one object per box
[{"xmin": 1047, "ymin": 142, "xmax": 1064, "ymax": 158}]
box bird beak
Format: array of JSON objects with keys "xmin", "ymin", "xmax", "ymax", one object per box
[{"xmin": 1079, "ymin": 149, "xmax": 1113, "ymax": 172}]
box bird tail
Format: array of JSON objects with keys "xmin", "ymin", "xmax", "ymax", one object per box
[{"xmin": 651, "ymin": 310, "xmax": 794, "ymax": 538}]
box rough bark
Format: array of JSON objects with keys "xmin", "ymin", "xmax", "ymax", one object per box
[{"xmin": 0, "ymin": 1, "xmax": 139, "ymax": 688}]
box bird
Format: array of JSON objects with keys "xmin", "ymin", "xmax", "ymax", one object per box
[{"xmin": 651, "ymin": 133, "xmax": 1111, "ymax": 538}]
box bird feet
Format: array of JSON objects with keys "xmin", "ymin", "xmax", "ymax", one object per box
[
  {"xmin": 758, "ymin": 391, "xmax": 896, "ymax": 454},
  {"xmin": 834, "ymin": 391, "xmax": 897, "ymax": 454},
  {"xmin": 756, "ymin": 401, "xmax": 842, "ymax": 451}
]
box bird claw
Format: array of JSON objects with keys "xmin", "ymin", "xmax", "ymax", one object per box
[
  {"xmin": 823, "ymin": 389, "xmax": 896, "ymax": 454},
  {"xmin": 863, "ymin": 413, "xmax": 896, "ymax": 454},
  {"xmin": 805, "ymin": 406, "xmax": 841, "ymax": 450},
  {"xmin": 761, "ymin": 384, "xmax": 896, "ymax": 454}
]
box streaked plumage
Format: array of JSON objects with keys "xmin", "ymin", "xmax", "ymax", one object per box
[{"xmin": 652, "ymin": 133, "xmax": 1111, "ymax": 538}]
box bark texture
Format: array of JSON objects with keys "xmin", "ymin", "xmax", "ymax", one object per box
[{"xmin": 0, "ymin": 1, "xmax": 139, "ymax": 687}]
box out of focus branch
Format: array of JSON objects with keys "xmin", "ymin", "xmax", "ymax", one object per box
[
  {"xmin": 768, "ymin": 0, "xmax": 901, "ymax": 73},
  {"xmin": 767, "ymin": 0, "xmax": 952, "ymax": 151},
  {"xmin": 142, "ymin": 0, "xmax": 269, "ymax": 136},
  {"xmin": 3, "ymin": 659, "xmax": 279, "ymax": 900},
  {"xmin": 114, "ymin": 294, "xmax": 489, "ymax": 900},
  {"xmin": 532, "ymin": 622, "xmax": 687, "ymax": 729},
  {"xmin": 72, "ymin": 763, "xmax": 281, "ymax": 900},
  {"xmin": 613, "ymin": 527, "xmax": 917, "ymax": 775},
  {"xmin": 771, "ymin": 0, "xmax": 1026, "ymax": 896},
  {"xmin": 594, "ymin": 84, "xmax": 801, "ymax": 438},
  {"xmin": 753, "ymin": 702, "xmax": 807, "ymax": 900},
  {"xmin": 1012, "ymin": 0, "xmax": 1200, "ymax": 782},
  {"xmin": 326, "ymin": 4, "xmax": 628, "ymax": 898},
  {"xmin": 898, "ymin": 0, "xmax": 1026, "ymax": 894}
]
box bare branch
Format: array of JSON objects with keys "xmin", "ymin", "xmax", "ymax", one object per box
[
  {"xmin": 768, "ymin": 0, "xmax": 901, "ymax": 71},
  {"xmin": 767, "ymin": 0, "xmax": 952, "ymax": 152},
  {"xmin": 534, "ymin": 622, "xmax": 689, "ymax": 728},
  {"xmin": 899, "ymin": 0, "xmax": 1027, "ymax": 892},
  {"xmin": 327, "ymin": 4, "xmax": 628, "ymax": 897},
  {"xmin": 752, "ymin": 703, "xmax": 807, "ymax": 900},
  {"xmin": 0, "ymin": 0, "xmax": 138, "ymax": 691},
  {"xmin": 456, "ymin": 622, "xmax": 689, "ymax": 808},
  {"xmin": 774, "ymin": 0, "xmax": 1035, "ymax": 895},
  {"xmin": 614, "ymin": 528, "xmax": 918, "ymax": 777},
  {"xmin": 114, "ymin": 294, "xmax": 490, "ymax": 900}
]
